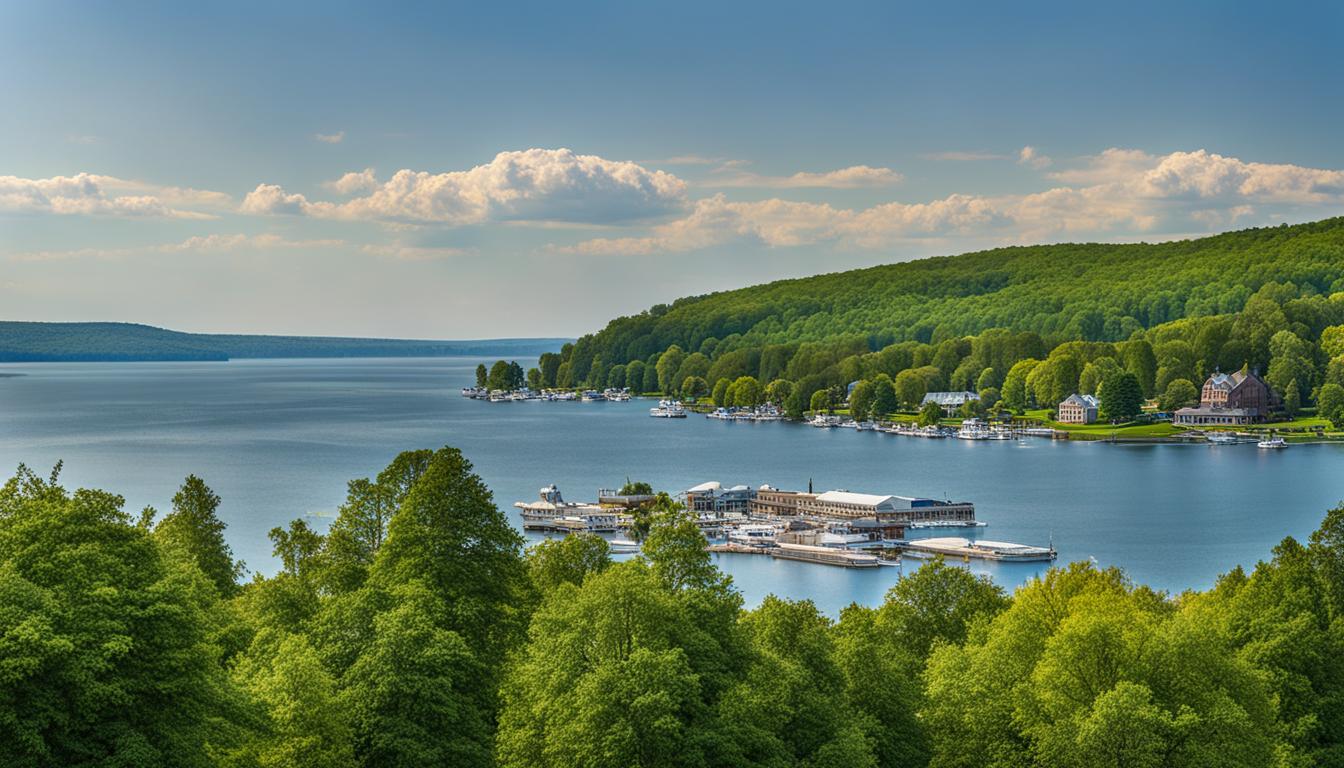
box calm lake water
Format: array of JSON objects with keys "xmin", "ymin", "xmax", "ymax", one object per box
[{"xmin": 2, "ymin": 357, "xmax": 1342, "ymax": 615}]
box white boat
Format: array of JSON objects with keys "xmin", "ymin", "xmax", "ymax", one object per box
[
  {"xmin": 514, "ymin": 484, "xmax": 613, "ymax": 530},
  {"xmin": 649, "ymin": 400, "xmax": 687, "ymax": 418},
  {"xmin": 581, "ymin": 390, "xmax": 606, "ymax": 402},
  {"xmin": 727, "ymin": 523, "xmax": 782, "ymax": 546},
  {"xmin": 1257, "ymin": 435, "xmax": 1287, "ymax": 449},
  {"xmin": 607, "ymin": 538, "xmax": 641, "ymax": 554},
  {"xmin": 707, "ymin": 407, "xmax": 734, "ymax": 420},
  {"xmin": 809, "ymin": 414, "xmax": 841, "ymax": 428}
]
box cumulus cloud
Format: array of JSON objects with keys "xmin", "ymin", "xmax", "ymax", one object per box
[
  {"xmin": 324, "ymin": 168, "xmax": 379, "ymax": 194},
  {"xmin": 315, "ymin": 131, "xmax": 345, "ymax": 144},
  {"xmin": 558, "ymin": 148, "xmax": 1344, "ymax": 256},
  {"xmin": 705, "ymin": 165, "xmax": 903, "ymax": 189},
  {"xmin": 242, "ymin": 148, "xmax": 688, "ymax": 225},
  {"xmin": 1017, "ymin": 146, "xmax": 1052, "ymax": 169},
  {"xmin": 0, "ymin": 173, "xmax": 226, "ymax": 219}
]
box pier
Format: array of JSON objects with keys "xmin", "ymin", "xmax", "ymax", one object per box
[{"xmin": 896, "ymin": 536, "xmax": 1056, "ymax": 562}]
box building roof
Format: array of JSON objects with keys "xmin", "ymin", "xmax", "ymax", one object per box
[
  {"xmin": 1060, "ymin": 393, "xmax": 1099, "ymax": 408},
  {"xmin": 1206, "ymin": 369, "xmax": 1249, "ymax": 391},
  {"xmin": 815, "ymin": 490, "xmax": 897, "ymax": 508},
  {"xmin": 686, "ymin": 481, "xmax": 721, "ymax": 493},
  {"xmin": 921, "ymin": 391, "xmax": 979, "ymax": 406}
]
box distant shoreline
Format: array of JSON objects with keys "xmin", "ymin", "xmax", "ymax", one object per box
[{"xmin": 0, "ymin": 321, "xmax": 570, "ymax": 363}]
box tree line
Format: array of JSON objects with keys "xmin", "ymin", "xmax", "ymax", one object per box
[
  {"xmin": 4, "ymin": 450, "xmax": 1344, "ymax": 767},
  {"xmin": 490, "ymin": 219, "xmax": 1344, "ymax": 425}
]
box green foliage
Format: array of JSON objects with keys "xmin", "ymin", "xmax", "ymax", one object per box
[
  {"xmin": 1099, "ymin": 371, "xmax": 1144, "ymax": 422},
  {"xmin": 527, "ymin": 533, "xmax": 611, "ymax": 594},
  {"xmin": 918, "ymin": 399, "xmax": 944, "ymax": 426},
  {"xmin": 1159, "ymin": 378, "xmax": 1199, "ymax": 412},
  {"xmin": 810, "ymin": 389, "xmax": 831, "ymax": 414},
  {"xmin": 1318, "ymin": 383, "xmax": 1344, "ymax": 428},
  {"xmin": 0, "ymin": 465, "xmax": 245, "ymax": 766},
  {"xmin": 475, "ymin": 363, "xmax": 488, "ymax": 388},
  {"xmin": 849, "ymin": 379, "xmax": 876, "ymax": 421},
  {"xmin": 681, "ymin": 375, "xmax": 709, "ymax": 399},
  {"xmin": 895, "ymin": 368, "xmax": 927, "ymax": 409},
  {"xmin": 11, "ymin": 451, "xmax": 1344, "ymax": 768},
  {"xmin": 155, "ymin": 474, "xmax": 245, "ymax": 597}
]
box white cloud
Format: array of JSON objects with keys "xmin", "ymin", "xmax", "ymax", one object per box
[
  {"xmin": 325, "ymin": 168, "xmax": 378, "ymax": 194},
  {"xmin": 1018, "ymin": 146, "xmax": 1052, "ymax": 169},
  {"xmin": 705, "ymin": 165, "xmax": 903, "ymax": 189},
  {"xmin": 559, "ymin": 148, "xmax": 1344, "ymax": 256},
  {"xmin": 242, "ymin": 148, "xmax": 688, "ymax": 225},
  {"xmin": 315, "ymin": 131, "xmax": 345, "ymax": 144},
  {"xmin": 239, "ymin": 184, "xmax": 310, "ymax": 215},
  {"xmin": 0, "ymin": 173, "xmax": 225, "ymax": 219}
]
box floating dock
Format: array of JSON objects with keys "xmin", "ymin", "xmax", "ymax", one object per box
[
  {"xmin": 771, "ymin": 542, "xmax": 881, "ymax": 567},
  {"xmin": 897, "ymin": 536, "xmax": 1056, "ymax": 562},
  {"xmin": 707, "ymin": 542, "xmax": 881, "ymax": 568}
]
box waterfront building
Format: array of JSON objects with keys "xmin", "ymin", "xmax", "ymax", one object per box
[
  {"xmin": 685, "ymin": 481, "xmax": 755, "ymax": 515},
  {"xmin": 1174, "ymin": 367, "xmax": 1277, "ymax": 426},
  {"xmin": 922, "ymin": 391, "xmax": 979, "ymax": 415},
  {"xmin": 1057, "ymin": 393, "xmax": 1099, "ymax": 424},
  {"xmin": 749, "ymin": 486, "xmax": 816, "ymax": 517}
]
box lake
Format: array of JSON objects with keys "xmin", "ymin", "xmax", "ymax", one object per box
[{"xmin": 2, "ymin": 357, "xmax": 1341, "ymax": 616}]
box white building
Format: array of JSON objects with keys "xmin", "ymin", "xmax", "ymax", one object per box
[{"xmin": 921, "ymin": 391, "xmax": 979, "ymax": 415}]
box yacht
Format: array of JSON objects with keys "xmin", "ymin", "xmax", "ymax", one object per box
[
  {"xmin": 649, "ymin": 400, "xmax": 687, "ymax": 418},
  {"xmin": 514, "ymin": 484, "xmax": 614, "ymax": 530},
  {"xmin": 957, "ymin": 420, "xmax": 990, "ymax": 440},
  {"xmin": 581, "ymin": 390, "xmax": 606, "ymax": 402},
  {"xmin": 808, "ymin": 414, "xmax": 841, "ymax": 428},
  {"xmin": 1257, "ymin": 434, "xmax": 1287, "ymax": 449},
  {"xmin": 727, "ymin": 523, "xmax": 782, "ymax": 547}
]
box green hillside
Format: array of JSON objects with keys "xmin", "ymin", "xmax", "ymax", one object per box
[
  {"xmin": 0, "ymin": 322, "xmax": 568, "ymax": 362},
  {"xmin": 503, "ymin": 218, "xmax": 1344, "ymax": 422}
]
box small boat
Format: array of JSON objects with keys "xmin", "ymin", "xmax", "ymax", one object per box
[
  {"xmin": 649, "ymin": 400, "xmax": 687, "ymax": 418},
  {"xmin": 1257, "ymin": 435, "xmax": 1287, "ymax": 449},
  {"xmin": 607, "ymin": 538, "xmax": 641, "ymax": 554},
  {"xmin": 581, "ymin": 390, "xmax": 607, "ymax": 402},
  {"xmin": 808, "ymin": 414, "xmax": 841, "ymax": 428},
  {"xmin": 1207, "ymin": 433, "xmax": 1239, "ymax": 445}
]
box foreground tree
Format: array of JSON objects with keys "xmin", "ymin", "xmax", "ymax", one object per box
[
  {"xmin": 154, "ymin": 473, "xmax": 244, "ymax": 597},
  {"xmin": 0, "ymin": 465, "xmax": 245, "ymax": 766}
]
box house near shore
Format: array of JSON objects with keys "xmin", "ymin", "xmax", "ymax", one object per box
[
  {"xmin": 1173, "ymin": 367, "xmax": 1278, "ymax": 426},
  {"xmin": 921, "ymin": 391, "xmax": 979, "ymax": 415},
  {"xmin": 1057, "ymin": 393, "xmax": 1099, "ymax": 424}
]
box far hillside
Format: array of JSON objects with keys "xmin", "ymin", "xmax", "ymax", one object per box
[
  {"xmin": 0, "ymin": 322, "xmax": 568, "ymax": 362},
  {"xmin": 490, "ymin": 218, "xmax": 1344, "ymax": 425}
]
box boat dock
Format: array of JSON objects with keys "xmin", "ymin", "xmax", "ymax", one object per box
[
  {"xmin": 707, "ymin": 541, "xmax": 881, "ymax": 568},
  {"xmin": 896, "ymin": 536, "xmax": 1056, "ymax": 562}
]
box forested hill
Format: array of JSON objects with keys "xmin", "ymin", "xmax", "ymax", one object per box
[
  {"xmin": 575, "ymin": 217, "xmax": 1344, "ymax": 364},
  {"xmin": 0, "ymin": 322, "xmax": 569, "ymax": 362},
  {"xmin": 493, "ymin": 217, "xmax": 1344, "ymax": 422}
]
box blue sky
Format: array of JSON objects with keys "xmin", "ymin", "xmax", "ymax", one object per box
[{"xmin": 3, "ymin": 1, "xmax": 1343, "ymax": 338}]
